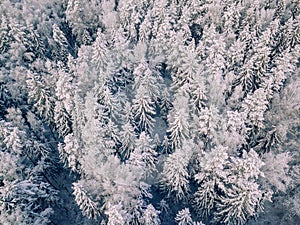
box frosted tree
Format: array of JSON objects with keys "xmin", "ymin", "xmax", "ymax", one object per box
[
  {"xmin": 189, "ymin": 77, "xmax": 207, "ymax": 113},
  {"xmin": 216, "ymin": 182, "xmax": 266, "ymax": 225},
  {"xmin": 133, "ymin": 60, "xmax": 163, "ymax": 101},
  {"xmin": 193, "ymin": 145, "xmax": 229, "ymax": 217},
  {"xmin": 118, "ymin": 0, "xmax": 151, "ymax": 41},
  {"xmin": 0, "ymin": 15, "xmax": 10, "ymax": 55},
  {"xmin": 215, "ymin": 149, "xmax": 271, "ymax": 225},
  {"xmin": 26, "ymin": 71, "xmax": 55, "ymax": 123},
  {"xmin": 105, "ymin": 203, "xmax": 126, "ymax": 225},
  {"xmin": 175, "ymin": 208, "xmax": 193, "ymax": 225},
  {"xmin": 222, "ymin": 1, "xmax": 240, "ymax": 40},
  {"xmin": 196, "ymin": 106, "xmax": 221, "ymax": 147},
  {"xmin": 1, "ymin": 0, "xmax": 300, "ymax": 224},
  {"xmin": 110, "ymin": 28, "xmax": 134, "ymax": 88},
  {"xmin": 52, "ymin": 24, "xmax": 69, "ymax": 62},
  {"xmin": 101, "ymin": 0, "xmax": 119, "ymax": 34},
  {"xmin": 268, "ymin": 48, "xmax": 297, "ymax": 94},
  {"xmin": 132, "ymin": 87, "xmax": 156, "ymax": 133},
  {"xmin": 92, "ymin": 30, "xmax": 113, "ymax": 82},
  {"xmin": 120, "ymin": 122, "xmax": 137, "ymax": 159},
  {"xmin": 65, "ymin": 0, "xmax": 102, "ymax": 45},
  {"xmin": 58, "ymin": 133, "xmax": 81, "ymax": 172},
  {"xmin": 139, "ymin": 9, "xmax": 154, "ymax": 42},
  {"xmin": 159, "ymin": 89, "xmax": 173, "ymax": 120},
  {"xmin": 160, "ymin": 142, "xmax": 193, "ymax": 201},
  {"xmin": 150, "ymin": 5, "xmax": 174, "ymax": 60},
  {"xmin": 170, "ymin": 40, "xmax": 201, "ymax": 90},
  {"xmin": 227, "ymin": 39, "xmax": 246, "ymax": 71},
  {"xmin": 128, "ymin": 132, "xmax": 157, "ymax": 176},
  {"xmin": 0, "ymin": 120, "xmax": 59, "ymax": 224},
  {"xmin": 94, "ymin": 84, "xmax": 125, "ymax": 122},
  {"xmin": 54, "ymin": 67, "xmax": 74, "ymax": 137},
  {"xmin": 71, "ymin": 91, "xmax": 149, "ymax": 222},
  {"xmin": 73, "ymin": 182, "xmax": 101, "ymax": 220},
  {"xmin": 73, "ymin": 155, "xmax": 146, "ymax": 223},
  {"xmin": 175, "ymin": 207, "xmax": 206, "ymax": 225},
  {"xmin": 242, "ymin": 88, "xmax": 269, "ymax": 145},
  {"xmin": 221, "ymin": 110, "xmax": 247, "ymax": 150},
  {"xmin": 167, "ymin": 93, "xmax": 190, "ymax": 150},
  {"xmin": 202, "ymin": 24, "xmax": 227, "ymax": 107},
  {"xmin": 72, "ymin": 44, "xmax": 98, "ymax": 93},
  {"xmin": 79, "ymin": 91, "xmax": 112, "ymax": 160},
  {"xmin": 261, "ymin": 152, "xmax": 292, "ymax": 192},
  {"xmin": 143, "ymin": 204, "xmax": 161, "ymax": 225},
  {"xmin": 103, "ymin": 120, "xmax": 122, "ymax": 154}
]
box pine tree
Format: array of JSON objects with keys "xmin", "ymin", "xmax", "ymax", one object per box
[
  {"xmin": 1, "ymin": 0, "xmax": 300, "ymax": 224},
  {"xmin": 92, "ymin": 30, "xmax": 113, "ymax": 81},
  {"xmin": 222, "ymin": 110, "xmax": 247, "ymax": 150},
  {"xmin": 132, "ymin": 87, "xmax": 156, "ymax": 133},
  {"xmin": 160, "ymin": 142, "xmax": 193, "ymax": 201},
  {"xmin": 261, "ymin": 152, "xmax": 292, "ymax": 192},
  {"xmin": 167, "ymin": 93, "xmax": 190, "ymax": 150},
  {"xmin": 0, "ymin": 120, "xmax": 59, "ymax": 224},
  {"xmin": 58, "ymin": 133, "xmax": 81, "ymax": 172},
  {"xmin": 26, "ymin": 71, "xmax": 55, "ymax": 123},
  {"xmin": 105, "ymin": 203, "xmax": 126, "ymax": 225},
  {"xmin": 128, "ymin": 132, "xmax": 157, "ymax": 176},
  {"xmin": 242, "ymin": 88, "xmax": 269, "ymax": 139},
  {"xmin": 0, "ymin": 15, "xmax": 11, "ymax": 56},
  {"xmin": 54, "ymin": 67, "xmax": 74, "ymax": 137},
  {"xmin": 215, "ymin": 149, "xmax": 271, "ymax": 225},
  {"xmin": 143, "ymin": 204, "xmax": 161, "ymax": 225},
  {"xmin": 196, "ymin": 106, "xmax": 221, "ymax": 147},
  {"xmin": 120, "ymin": 122, "xmax": 137, "ymax": 159},
  {"xmin": 133, "ymin": 60, "xmax": 162, "ymax": 100},
  {"xmin": 194, "ymin": 145, "xmax": 229, "ymax": 217},
  {"xmin": 175, "ymin": 208, "xmax": 193, "ymax": 225},
  {"xmin": 65, "ymin": 0, "xmax": 101, "ymax": 45},
  {"xmin": 52, "ymin": 24, "xmax": 69, "ymax": 62},
  {"xmin": 73, "ymin": 182, "xmax": 100, "ymax": 220}
]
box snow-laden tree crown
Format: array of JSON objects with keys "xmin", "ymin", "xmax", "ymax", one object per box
[{"xmin": 0, "ymin": 0, "xmax": 299, "ymax": 224}]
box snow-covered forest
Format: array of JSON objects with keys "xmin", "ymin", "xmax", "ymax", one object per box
[{"xmin": 0, "ymin": 0, "xmax": 299, "ymax": 224}]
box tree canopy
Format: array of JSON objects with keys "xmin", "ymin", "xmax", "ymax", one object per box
[{"xmin": 0, "ymin": 0, "xmax": 299, "ymax": 224}]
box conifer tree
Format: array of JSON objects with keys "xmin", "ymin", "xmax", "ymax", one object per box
[
  {"xmin": 1, "ymin": 0, "xmax": 300, "ymax": 224},
  {"xmin": 132, "ymin": 87, "xmax": 156, "ymax": 133}
]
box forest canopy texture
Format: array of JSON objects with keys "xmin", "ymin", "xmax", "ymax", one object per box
[{"xmin": 0, "ymin": 0, "xmax": 300, "ymax": 224}]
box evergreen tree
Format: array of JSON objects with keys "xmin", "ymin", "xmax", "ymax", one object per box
[
  {"xmin": 160, "ymin": 142, "xmax": 193, "ymax": 201},
  {"xmin": 132, "ymin": 87, "xmax": 156, "ymax": 133},
  {"xmin": 1, "ymin": 0, "xmax": 300, "ymax": 224},
  {"xmin": 128, "ymin": 132, "xmax": 157, "ymax": 177},
  {"xmin": 175, "ymin": 208, "xmax": 193, "ymax": 225}
]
